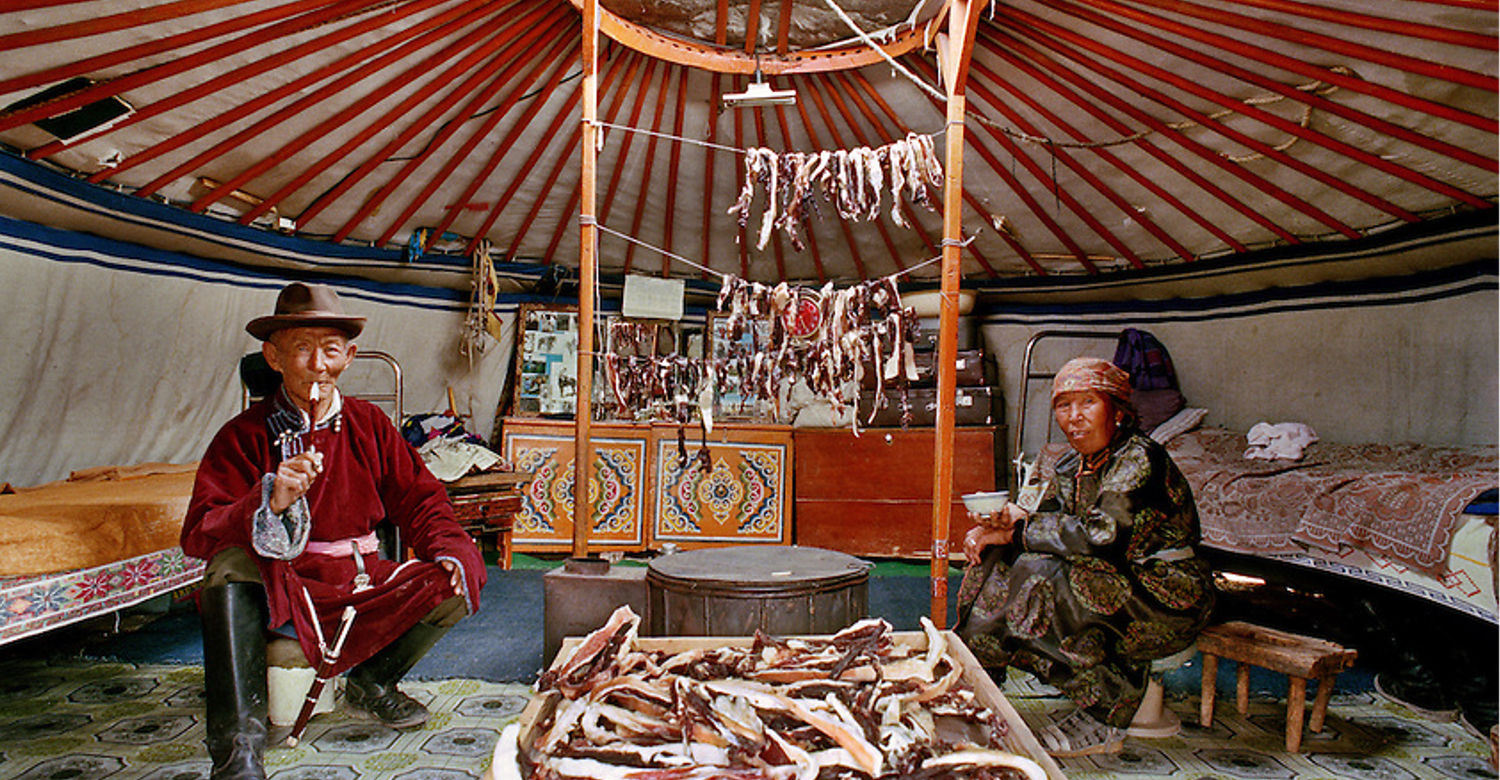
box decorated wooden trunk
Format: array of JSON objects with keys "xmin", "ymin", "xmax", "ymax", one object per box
[
  {"xmin": 502, "ymin": 419, "xmax": 650, "ymax": 552},
  {"xmin": 648, "ymin": 423, "xmax": 793, "ymax": 548}
]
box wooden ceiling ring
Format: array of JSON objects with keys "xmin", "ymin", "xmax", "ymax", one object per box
[{"xmin": 568, "ymin": 0, "xmax": 942, "ymax": 75}]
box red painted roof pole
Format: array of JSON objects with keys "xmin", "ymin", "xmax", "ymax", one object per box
[
  {"xmin": 363, "ymin": 19, "xmax": 576, "ymax": 248},
  {"xmin": 980, "ymin": 30, "xmax": 1297, "ymax": 246},
  {"xmin": 308, "ymin": 11, "xmax": 570, "ymax": 240},
  {"xmin": 1001, "ymin": 5, "xmax": 1367, "ymax": 238},
  {"xmin": 975, "ymin": 39, "xmax": 1248, "ymax": 254}
]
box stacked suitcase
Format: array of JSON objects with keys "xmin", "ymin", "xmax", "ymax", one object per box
[{"xmin": 857, "ymin": 316, "xmax": 1000, "ymax": 427}]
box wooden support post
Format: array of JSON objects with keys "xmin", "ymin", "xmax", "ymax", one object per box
[
  {"xmin": 928, "ymin": 0, "xmax": 987, "ymax": 630},
  {"xmin": 574, "ymin": 0, "xmax": 600, "ymax": 559}
]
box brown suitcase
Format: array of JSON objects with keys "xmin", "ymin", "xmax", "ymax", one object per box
[
  {"xmin": 861, "ymin": 349, "xmax": 986, "ymax": 389},
  {"xmin": 857, "ymin": 386, "xmax": 1000, "ymax": 427}
]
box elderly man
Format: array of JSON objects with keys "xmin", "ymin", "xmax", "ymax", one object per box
[{"xmin": 182, "ymin": 282, "xmax": 487, "ymax": 780}]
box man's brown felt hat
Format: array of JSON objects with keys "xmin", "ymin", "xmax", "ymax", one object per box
[{"xmin": 246, "ymin": 282, "xmax": 366, "ymax": 341}]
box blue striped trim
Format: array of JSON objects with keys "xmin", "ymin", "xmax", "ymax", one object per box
[
  {"xmin": 0, "ymin": 214, "xmax": 477, "ymax": 313},
  {"xmin": 0, "ymin": 150, "xmax": 548, "ymax": 284},
  {"xmin": 979, "ymin": 259, "xmax": 1498, "ymax": 326}
]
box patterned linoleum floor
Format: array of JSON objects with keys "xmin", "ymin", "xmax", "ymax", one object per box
[
  {"xmin": 1000, "ymin": 673, "xmax": 1497, "ymax": 780},
  {"xmin": 0, "ymin": 659, "xmax": 1493, "ymax": 780},
  {"xmin": 0, "ymin": 660, "xmax": 529, "ymax": 780}
]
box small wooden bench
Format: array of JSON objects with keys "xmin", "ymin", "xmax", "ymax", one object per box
[{"xmin": 1197, "ymin": 621, "xmax": 1358, "ymax": 752}]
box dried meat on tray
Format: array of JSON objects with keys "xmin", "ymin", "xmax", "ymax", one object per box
[{"xmin": 497, "ymin": 606, "xmax": 1063, "ymax": 780}]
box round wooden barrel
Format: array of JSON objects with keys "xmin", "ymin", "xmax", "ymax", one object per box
[{"xmin": 647, "ymin": 546, "xmax": 870, "ymax": 637}]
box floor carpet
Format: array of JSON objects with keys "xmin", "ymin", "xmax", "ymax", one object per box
[
  {"xmin": 0, "ymin": 559, "xmax": 1493, "ymax": 779},
  {"xmin": 0, "ymin": 659, "xmax": 530, "ymax": 780},
  {"xmin": 0, "ymin": 659, "xmax": 1494, "ymax": 780}
]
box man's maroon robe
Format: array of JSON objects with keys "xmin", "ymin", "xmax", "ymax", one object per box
[{"xmin": 182, "ymin": 393, "xmax": 486, "ymax": 675}]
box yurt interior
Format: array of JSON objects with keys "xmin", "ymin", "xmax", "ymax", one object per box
[{"xmin": 0, "ymin": 0, "xmax": 1495, "ymax": 778}]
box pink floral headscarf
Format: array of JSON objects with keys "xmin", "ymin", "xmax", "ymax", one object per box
[{"xmin": 1052, "ymin": 357, "xmax": 1132, "ymax": 406}]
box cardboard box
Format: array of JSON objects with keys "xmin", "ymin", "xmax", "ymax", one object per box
[
  {"xmin": 858, "ymin": 386, "xmax": 1001, "ymax": 427},
  {"xmin": 499, "ymin": 631, "xmax": 1066, "ymax": 780}
]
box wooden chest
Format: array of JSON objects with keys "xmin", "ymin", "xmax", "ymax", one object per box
[
  {"xmin": 448, "ymin": 470, "xmax": 533, "ymax": 569},
  {"xmin": 794, "ymin": 426, "xmax": 1001, "ymax": 558}
]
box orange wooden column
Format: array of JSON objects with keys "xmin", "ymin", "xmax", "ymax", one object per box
[
  {"xmin": 929, "ymin": 0, "xmax": 987, "ymax": 628},
  {"xmin": 574, "ymin": 0, "xmax": 601, "ymax": 559}
]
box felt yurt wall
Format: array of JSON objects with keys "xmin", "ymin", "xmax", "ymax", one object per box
[
  {"xmin": 989, "ymin": 259, "xmax": 1499, "ymax": 457},
  {"xmin": 0, "ymin": 217, "xmax": 517, "ymax": 488}
]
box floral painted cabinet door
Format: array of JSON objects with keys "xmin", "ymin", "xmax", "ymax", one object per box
[
  {"xmin": 649, "ymin": 423, "xmax": 792, "ymax": 548},
  {"xmin": 503, "ymin": 418, "xmax": 648, "ymax": 552}
]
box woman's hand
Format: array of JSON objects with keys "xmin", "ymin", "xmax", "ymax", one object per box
[
  {"xmin": 970, "ymin": 503, "xmax": 1028, "ymax": 530},
  {"xmin": 964, "ymin": 523, "xmax": 1011, "ymax": 565},
  {"xmin": 963, "ymin": 503, "xmax": 1027, "ymax": 565}
]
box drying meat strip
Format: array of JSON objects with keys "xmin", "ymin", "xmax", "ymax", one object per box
[{"xmin": 725, "ymin": 137, "xmax": 945, "ymax": 253}]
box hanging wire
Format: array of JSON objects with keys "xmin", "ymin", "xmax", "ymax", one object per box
[{"xmin": 593, "ymin": 220, "xmax": 958, "ymax": 281}]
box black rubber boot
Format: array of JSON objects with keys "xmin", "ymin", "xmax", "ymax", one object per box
[
  {"xmin": 199, "ymin": 582, "xmax": 269, "ymax": 780},
  {"xmin": 345, "ymin": 621, "xmax": 450, "ymax": 729}
]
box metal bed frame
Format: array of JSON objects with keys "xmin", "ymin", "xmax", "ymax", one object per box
[{"xmin": 1013, "ymin": 329, "xmax": 1120, "ymax": 478}]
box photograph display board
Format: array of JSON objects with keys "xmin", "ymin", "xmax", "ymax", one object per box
[{"xmin": 514, "ymin": 306, "xmax": 580, "ymax": 416}]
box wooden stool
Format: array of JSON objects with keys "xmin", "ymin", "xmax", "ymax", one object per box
[{"xmin": 1197, "ymin": 621, "xmax": 1358, "ymax": 752}]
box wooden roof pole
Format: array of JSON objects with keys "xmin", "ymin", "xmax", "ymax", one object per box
[
  {"xmin": 575, "ymin": 0, "xmax": 600, "ymax": 559},
  {"xmin": 930, "ymin": 0, "xmax": 986, "ymax": 629}
]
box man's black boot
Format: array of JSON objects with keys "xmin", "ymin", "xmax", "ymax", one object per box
[
  {"xmin": 345, "ymin": 621, "xmax": 450, "ymax": 729},
  {"xmin": 200, "ymin": 582, "xmax": 269, "ymax": 780}
]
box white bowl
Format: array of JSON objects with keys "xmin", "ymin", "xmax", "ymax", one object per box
[{"xmin": 962, "ymin": 491, "xmax": 1010, "ymax": 515}]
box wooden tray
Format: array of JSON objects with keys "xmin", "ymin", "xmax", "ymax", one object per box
[{"xmin": 496, "ymin": 630, "xmax": 1066, "ymax": 780}]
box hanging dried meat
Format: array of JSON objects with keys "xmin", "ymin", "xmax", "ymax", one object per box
[
  {"xmin": 714, "ymin": 274, "xmax": 920, "ymax": 434},
  {"xmin": 727, "ymin": 134, "xmax": 944, "ymax": 252}
]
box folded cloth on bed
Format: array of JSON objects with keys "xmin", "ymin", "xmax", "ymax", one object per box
[
  {"xmin": 0, "ymin": 464, "xmax": 197, "ymax": 578},
  {"xmin": 1167, "ymin": 428, "xmax": 1497, "ymax": 575},
  {"xmin": 1244, "ymin": 422, "xmax": 1319, "ymax": 460}
]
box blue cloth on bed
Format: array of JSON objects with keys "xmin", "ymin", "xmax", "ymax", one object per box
[
  {"xmin": 1113, "ymin": 328, "xmax": 1178, "ymax": 390},
  {"xmin": 1463, "ymin": 488, "xmax": 1497, "ymax": 516}
]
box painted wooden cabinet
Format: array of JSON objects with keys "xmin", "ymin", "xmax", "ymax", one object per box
[
  {"xmin": 793, "ymin": 426, "xmax": 1002, "ymax": 558},
  {"xmin": 501, "ymin": 417, "xmax": 792, "ymax": 552},
  {"xmin": 648, "ymin": 423, "xmax": 792, "ymax": 548}
]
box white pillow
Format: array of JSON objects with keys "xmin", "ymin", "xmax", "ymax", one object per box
[{"xmin": 1150, "ymin": 407, "xmax": 1208, "ymax": 444}]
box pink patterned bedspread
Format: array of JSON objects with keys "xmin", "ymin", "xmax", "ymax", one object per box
[{"xmin": 1165, "ymin": 427, "xmax": 1497, "ymax": 575}]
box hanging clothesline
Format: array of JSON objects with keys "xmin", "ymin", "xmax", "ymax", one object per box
[
  {"xmin": 587, "ymin": 118, "xmax": 944, "ymax": 155},
  {"xmin": 591, "ymin": 220, "xmax": 958, "ymax": 283}
]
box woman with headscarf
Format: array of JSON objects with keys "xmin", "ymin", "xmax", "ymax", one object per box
[{"xmin": 956, "ymin": 357, "xmax": 1215, "ymax": 757}]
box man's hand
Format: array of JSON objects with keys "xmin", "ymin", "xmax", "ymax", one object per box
[
  {"xmin": 269, "ymin": 448, "xmax": 324, "ymax": 515},
  {"xmin": 439, "ymin": 559, "xmax": 463, "ymax": 597}
]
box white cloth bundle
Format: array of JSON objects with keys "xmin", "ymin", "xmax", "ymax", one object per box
[{"xmin": 1243, "ymin": 422, "xmax": 1319, "ymax": 461}]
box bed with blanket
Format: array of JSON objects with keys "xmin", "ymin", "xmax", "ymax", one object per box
[
  {"xmin": 0, "ymin": 463, "xmax": 205, "ymax": 646},
  {"xmin": 1159, "ymin": 418, "xmax": 1498, "ymax": 622}
]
